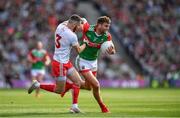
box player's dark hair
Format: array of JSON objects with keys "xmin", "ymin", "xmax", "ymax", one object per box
[
  {"xmin": 68, "ymin": 14, "xmax": 82, "ymax": 24},
  {"xmin": 97, "ymin": 16, "xmax": 111, "ymax": 24}
]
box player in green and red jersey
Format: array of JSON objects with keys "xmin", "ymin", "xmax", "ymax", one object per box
[
  {"xmin": 77, "ymin": 16, "xmax": 115, "ymax": 113},
  {"xmin": 62, "ymin": 16, "xmax": 116, "ymax": 113},
  {"xmin": 28, "ymin": 41, "xmax": 51, "ymax": 97}
]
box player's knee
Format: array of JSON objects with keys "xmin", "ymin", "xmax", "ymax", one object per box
[
  {"xmin": 74, "ymin": 80, "xmax": 81, "ymax": 87},
  {"xmin": 92, "ymin": 82, "xmax": 100, "ymax": 90},
  {"xmin": 80, "ymin": 79, "xmax": 86, "ymax": 86}
]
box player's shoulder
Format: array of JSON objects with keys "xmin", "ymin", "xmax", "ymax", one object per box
[
  {"xmin": 89, "ymin": 25, "xmax": 95, "ymax": 31},
  {"xmin": 29, "ymin": 49, "xmax": 37, "ymax": 56},
  {"xmin": 56, "ymin": 23, "xmax": 65, "ymax": 31},
  {"xmin": 56, "ymin": 22, "xmax": 69, "ymax": 32},
  {"xmin": 41, "ymin": 49, "xmax": 47, "ymax": 54},
  {"xmin": 28, "ymin": 49, "xmax": 34, "ymax": 55},
  {"xmin": 56, "ymin": 22, "xmax": 77, "ymax": 39},
  {"xmin": 31, "ymin": 49, "xmax": 36, "ymax": 53},
  {"xmin": 63, "ymin": 28, "xmax": 77, "ymax": 41},
  {"xmin": 105, "ymin": 31, "xmax": 112, "ymax": 41},
  {"xmin": 69, "ymin": 31, "xmax": 77, "ymax": 39},
  {"xmin": 83, "ymin": 20, "xmax": 90, "ymax": 33}
]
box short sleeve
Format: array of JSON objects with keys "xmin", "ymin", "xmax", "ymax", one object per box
[
  {"xmin": 71, "ymin": 34, "xmax": 78, "ymax": 46},
  {"xmin": 83, "ymin": 22, "xmax": 90, "ymax": 33},
  {"xmin": 107, "ymin": 32, "xmax": 112, "ymax": 41},
  {"xmin": 28, "ymin": 50, "xmax": 33, "ymax": 57}
]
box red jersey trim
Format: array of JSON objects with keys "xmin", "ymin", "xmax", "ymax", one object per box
[
  {"xmin": 83, "ymin": 22, "xmax": 90, "ymax": 33},
  {"xmin": 107, "ymin": 32, "xmax": 112, "ymax": 41},
  {"xmin": 79, "ymin": 69, "xmax": 91, "ymax": 73}
]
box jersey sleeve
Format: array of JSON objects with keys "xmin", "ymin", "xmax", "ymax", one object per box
[
  {"xmin": 70, "ymin": 34, "xmax": 79, "ymax": 46},
  {"xmin": 83, "ymin": 22, "xmax": 90, "ymax": 33},
  {"xmin": 107, "ymin": 32, "xmax": 112, "ymax": 41},
  {"xmin": 28, "ymin": 50, "xmax": 33, "ymax": 58}
]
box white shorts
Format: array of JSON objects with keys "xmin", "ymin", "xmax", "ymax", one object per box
[
  {"xmin": 31, "ymin": 69, "xmax": 45, "ymax": 77},
  {"xmin": 75, "ymin": 56, "xmax": 97, "ymax": 72}
]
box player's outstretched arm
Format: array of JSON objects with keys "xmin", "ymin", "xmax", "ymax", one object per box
[
  {"xmin": 73, "ymin": 43, "xmax": 86, "ymax": 54},
  {"xmin": 27, "ymin": 53, "xmax": 37, "ymax": 63}
]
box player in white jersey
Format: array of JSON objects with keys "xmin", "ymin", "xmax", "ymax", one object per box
[
  {"xmin": 53, "ymin": 21, "xmax": 79, "ymax": 64},
  {"xmin": 28, "ymin": 14, "xmax": 86, "ymax": 113}
]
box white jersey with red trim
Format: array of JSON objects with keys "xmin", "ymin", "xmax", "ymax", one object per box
[{"xmin": 53, "ymin": 22, "xmax": 78, "ymax": 63}]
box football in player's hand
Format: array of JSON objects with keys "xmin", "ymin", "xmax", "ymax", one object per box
[{"xmin": 101, "ymin": 41, "xmax": 114, "ymax": 54}]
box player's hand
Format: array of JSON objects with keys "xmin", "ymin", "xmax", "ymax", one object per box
[
  {"xmin": 83, "ymin": 39, "xmax": 92, "ymax": 46},
  {"xmin": 83, "ymin": 38, "xmax": 89, "ymax": 45},
  {"xmin": 44, "ymin": 56, "xmax": 51, "ymax": 66},
  {"xmin": 106, "ymin": 46, "xmax": 115, "ymax": 55},
  {"xmin": 45, "ymin": 61, "xmax": 49, "ymax": 66}
]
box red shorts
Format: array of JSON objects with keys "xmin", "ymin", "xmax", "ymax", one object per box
[{"xmin": 51, "ymin": 59, "xmax": 73, "ymax": 77}]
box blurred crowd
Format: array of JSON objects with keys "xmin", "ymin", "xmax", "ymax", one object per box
[
  {"xmin": 94, "ymin": 0, "xmax": 180, "ymax": 86},
  {"xmin": 0, "ymin": 0, "xmax": 80, "ymax": 88}
]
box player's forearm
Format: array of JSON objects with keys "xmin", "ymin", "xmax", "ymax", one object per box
[
  {"xmin": 27, "ymin": 55, "xmax": 36, "ymax": 63},
  {"xmin": 77, "ymin": 43, "xmax": 86, "ymax": 53},
  {"xmin": 45, "ymin": 57, "xmax": 51, "ymax": 66}
]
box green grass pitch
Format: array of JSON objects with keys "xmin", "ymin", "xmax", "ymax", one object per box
[{"xmin": 0, "ymin": 88, "xmax": 180, "ymax": 118}]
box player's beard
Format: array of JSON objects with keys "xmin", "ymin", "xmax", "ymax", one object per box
[{"xmin": 100, "ymin": 29, "xmax": 106, "ymax": 34}]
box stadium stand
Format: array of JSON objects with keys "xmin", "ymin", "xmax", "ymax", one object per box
[{"xmin": 93, "ymin": 0, "xmax": 180, "ymax": 87}]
